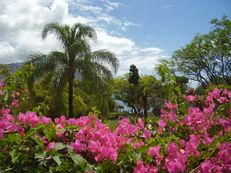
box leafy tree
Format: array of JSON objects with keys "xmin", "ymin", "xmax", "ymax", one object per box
[
  {"xmin": 128, "ymin": 64, "xmax": 139, "ymax": 85},
  {"xmin": 139, "ymin": 75, "xmax": 163, "ymax": 117},
  {"xmin": 28, "ymin": 22, "xmax": 119, "ymax": 118},
  {"xmin": 172, "ymin": 16, "xmax": 231, "ymax": 86},
  {"xmin": 114, "ymin": 74, "xmax": 163, "ymax": 117},
  {"xmin": 114, "ymin": 74, "xmax": 137, "ymax": 114},
  {"xmin": 77, "ymin": 77, "xmax": 115, "ymax": 118},
  {"xmin": 0, "ymin": 64, "xmax": 10, "ymax": 79},
  {"xmin": 175, "ymin": 76, "xmax": 189, "ymax": 93}
]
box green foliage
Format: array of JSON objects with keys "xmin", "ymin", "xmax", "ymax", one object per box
[
  {"xmin": 156, "ymin": 62, "xmax": 182, "ymax": 103},
  {"xmin": 113, "ymin": 73, "xmax": 164, "ymax": 117},
  {"xmin": 128, "ymin": 64, "xmax": 140, "ymax": 85},
  {"xmin": 0, "ymin": 64, "xmax": 10, "ymax": 78},
  {"xmin": 172, "ymin": 16, "xmax": 231, "ymax": 86},
  {"xmin": 88, "ymin": 106, "xmax": 101, "ymax": 117},
  {"xmin": 28, "ymin": 22, "xmax": 119, "ymax": 118},
  {"xmin": 0, "ymin": 64, "xmax": 33, "ymax": 113}
]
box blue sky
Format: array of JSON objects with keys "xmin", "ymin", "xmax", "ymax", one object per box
[
  {"xmin": 98, "ymin": 0, "xmax": 231, "ymax": 54},
  {"xmin": 0, "ymin": 0, "xmax": 230, "ymax": 75},
  {"xmin": 124, "ymin": 0, "xmax": 231, "ymax": 54}
]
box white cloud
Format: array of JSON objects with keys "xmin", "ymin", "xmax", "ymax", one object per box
[
  {"xmin": 73, "ymin": 2, "xmax": 103, "ymax": 15},
  {"xmin": 101, "ymin": 0, "xmax": 122, "ymax": 12},
  {"xmin": 140, "ymin": 47, "xmax": 164, "ymax": 55},
  {"xmin": 0, "ymin": 0, "xmax": 168, "ymax": 75}
]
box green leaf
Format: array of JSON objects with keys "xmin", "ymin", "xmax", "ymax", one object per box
[
  {"xmin": 44, "ymin": 126, "xmax": 56, "ymax": 140},
  {"xmin": 25, "ymin": 124, "xmax": 45, "ymax": 138},
  {"xmin": 55, "ymin": 142, "xmax": 66, "ymax": 151},
  {"xmin": 175, "ymin": 86, "xmax": 182, "ymax": 96},
  {"xmin": 10, "ymin": 149, "xmax": 18, "ymax": 164},
  {"xmin": 52, "ymin": 155, "xmax": 61, "ymax": 166},
  {"xmin": 135, "ymin": 153, "xmax": 141, "ymax": 161},
  {"xmin": 35, "ymin": 152, "xmax": 46, "ymax": 160},
  {"xmin": 69, "ymin": 151, "xmax": 87, "ymax": 170},
  {"xmin": 6, "ymin": 133, "xmax": 21, "ymax": 145},
  {"xmin": 33, "ymin": 136, "xmax": 44, "ymax": 149}
]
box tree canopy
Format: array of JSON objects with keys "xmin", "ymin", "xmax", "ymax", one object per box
[
  {"xmin": 28, "ymin": 22, "xmax": 119, "ymax": 118},
  {"xmin": 172, "ymin": 16, "xmax": 231, "ymax": 86}
]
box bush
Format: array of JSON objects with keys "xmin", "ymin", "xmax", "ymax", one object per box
[{"xmin": 0, "ymin": 82, "xmax": 231, "ymax": 172}]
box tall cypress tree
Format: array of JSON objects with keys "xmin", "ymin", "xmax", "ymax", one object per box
[{"xmin": 128, "ymin": 64, "xmax": 139, "ymax": 85}]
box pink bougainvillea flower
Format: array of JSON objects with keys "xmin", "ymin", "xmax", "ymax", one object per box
[
  {"xmin": 157, "ymin": 119, "xmax": 166, "ymax": 134},
  {"xmin": 148, "ymin": 145, "xmax": 161, "ymax": 157},
  {"xmin": 137, "ymin": 117, "xmax": 145, "ymax": 129},
  {"xmin": 218, "ymin": 96, "xmax": 228, "ymax": 104},
  {"xmin": 134, "ymin": 160, "xmax": 158, "ymax": 173},
  {"xmin": 165, "ymin": 101, "xmax": 178, "ymax": 110},
  {"xmin": 133, "ymin": 142, "xmax": 144, "ymax": 149},
  {"xmin": 116, "ymin": 118, "xmax": 139, "ymax": 136},
  {"xmin": 88, "ymin": 140, "xmax": 101, "ymax": 153},
  {"xmin": 169, "ymin": 111, "xmax": 177, "ymax": 122},
  {"xmin": 41, "ymin": 136, "xmax": 47, "ymax": 144},
  {"xmin": 183, "ymin": 95, "xmax": 196, "ymax": 102},
  {"xmin": 209, "ymin": 88, "xmax": 221, "ymax": 99},
  {"xmin": 71, "ymin": 140, "xmax": 87, "ymax": 153},
  {"xmin": 143, "ymin": 129, "xmax": 152, "ymax": 139},
  {"xmin": 26, "ymin": 112, "xmax": 40, "ymax": 127},
  {"xmin": 46, "ymin": 142, "xmax": 56, "ymax": 150},
  {"xmin": 0, "ymin": 108, "xmax": 11, "ymax": 116},
  {"xmin": 148, "ymin": 145, "xmax": 163, "ymax": 166},
  {"xmin": 11, "ymin": 99, "xmax": 19, "ymax": 107},
  {"xmin": 165, "ymin": 142, "xmax": 187, "ymax": 173},
  {"xmin": 40, "ymin": 116, "xmax": 51, "ymax": 125},
  {"xmin": 185, "ymin": 134, "xmax": 200, "ymax": 157}
]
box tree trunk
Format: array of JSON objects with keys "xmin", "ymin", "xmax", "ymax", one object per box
[
  {"xmin": 142, "ymin": 95, "xmax": 147, "ymax": 118},
  {"xmin": 132, "ymin": 104, "xmax": 138, "ymax": 116},
  {"xmin": 68, "ymin": 78, "xmax": 73, "ymax": 118},
  {"xmin": 68, "ymin": 70, "xmax": 75, "ymax": 118}
]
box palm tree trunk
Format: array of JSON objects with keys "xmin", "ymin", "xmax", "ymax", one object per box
[
  {"xmin": 68, "ymin": 76, "xmax": 74, "ymax": 118},
  {"xmin": 68, "ymin": 79, "xmax": 73, "ymax": 118}
]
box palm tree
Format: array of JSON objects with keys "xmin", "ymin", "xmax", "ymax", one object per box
[{"xmin": 28, "ymin": 22, "xmax": 119, "ymax": 118}]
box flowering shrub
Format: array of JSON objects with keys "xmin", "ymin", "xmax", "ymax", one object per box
[{"xmin": 0, "ymin": 85, "xmax": 231, "ymax": 172}]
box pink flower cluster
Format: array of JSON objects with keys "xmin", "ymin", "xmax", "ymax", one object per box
[
  {"xmin": 158, "ymin": 102, "xmax": 178, "ymax": 134},
  {"xmin": 0, "ymin": 80, "xmax": 20, "ymax": 108},
  {"xmin": 116, "ymin": 117, "xmax": 152, "ymax": 149},
  {"xmin": 165, "ymin": 142, "xmax": 187, "ymax": 173},
  {"xmin": 200, "ymin": 142, "xmax": 231, "ymax": 173},
  {"xmin": 18, "ymin": 112, "xmax": 51, "ymax": 127},
  {"xmin": 148, "ymin": 145, "xmax": 162, "ymax": 166},
  {"xmin": 182, "ymin": 107, "xmax": 211, "ymax": 132},
  {"xmin": 71, "ymin": 115, "xmax": 126, "ymax": 162},
  {"xmin": 115, "ymin": 118, "xmax": 139, "ymax": 136},
  {"xmin": 0, "ymin": 110, "xmax": 52, "ymax": 139},
  {"xmin": 0, "ymin": 86, "xmax": 230, "ymax": 173},
  {"xmin": 153, "ymin": 88, "xmax": 231, "ymax": 172},
  {"xmin": 134, "ymin": 160, "xmax": 158, "ymax": 173}
]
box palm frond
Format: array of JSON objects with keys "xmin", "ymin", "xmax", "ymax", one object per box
[
  {"xmin": 42, "ymin": 22, "xmax": 70, "ymax": 49},
  {"xmin": 48, "ymin": 51, "xmax": 67, "ymax": 64},
  {"xmin": 28, "ymin": 52, "xmax": 56, "ymax": 81},
  {"xmin": 67, "ymin": 39, "xmax": 91, "ymax": 61},
  {"xmin": 93, "ymin": 62, "xmax": 113, "ymax": 80},
  {"xmin": 52, "ymin": 65, "xmax": 68, "ymax": 96},
  {"xmin": 72, "ymin": 23, "xmax": 97, "ymax": 41},
  {"xmin": 91, "ymin": 62, "xmax": 114, "ymax": 96},
  {"xmin": 91, "ymin": 50, "xmax": 119, "ymax": 74}
]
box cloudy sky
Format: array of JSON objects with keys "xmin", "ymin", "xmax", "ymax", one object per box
[{"xmin": 0, "ymin": 0, "xmax": 230, "ymax": 75}]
